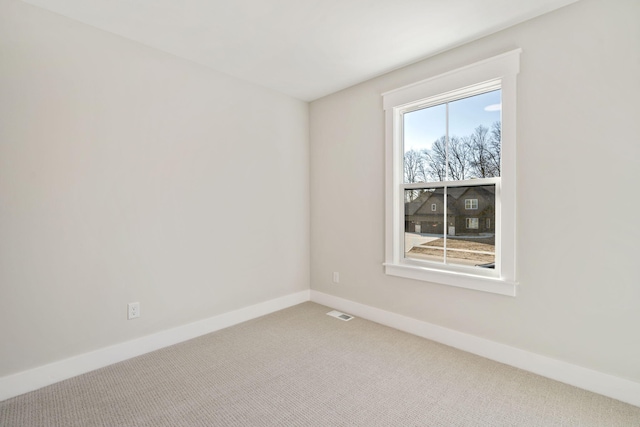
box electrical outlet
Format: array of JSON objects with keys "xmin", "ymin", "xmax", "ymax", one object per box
[
  {"xmin": 332, "ymin": 272, "xmax": 340, "ymax": 283},
  {"xmin": 127, "ymin": 302, "xmax": 140, "ymax": 320}
]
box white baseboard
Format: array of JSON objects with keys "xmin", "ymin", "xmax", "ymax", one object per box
[
  {"xmin": 310, "ymin": 290, "xmax": 640, "ymax": 408},
  {"xmin": 4, "ymin": 289, "xmax": 639, "ymax": 408},
  {"xmin": 0, "ymin": 290, "xmax": 310, "ymax": 402}
]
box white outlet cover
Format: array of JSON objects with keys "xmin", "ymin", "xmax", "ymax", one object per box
[{"xmin": 127, "ymin": 302, "xmax": 140, "ymax": 320}]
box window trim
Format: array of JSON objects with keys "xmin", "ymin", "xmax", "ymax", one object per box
[
  {"xmin": 465, "ymin": 199, "xmax": 479, "ymax": 210},
  {"xmin": 382, "ymin": 49, "xmax": 520, "ymax": 296}
]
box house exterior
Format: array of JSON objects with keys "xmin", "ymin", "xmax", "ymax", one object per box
[{"xmin": 405, "ymin": 185, "xmax": 495, "ymax": 236}]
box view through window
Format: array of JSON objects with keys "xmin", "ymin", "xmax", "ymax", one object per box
[{"xmin": 402, "ymin": 89, "xmax": 500, "ymax": 269}]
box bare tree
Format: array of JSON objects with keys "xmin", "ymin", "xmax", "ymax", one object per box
[
  {"xmin": 447, "ymin": 136, "xmax": 471, "ymax": 180},
  {"xmin": 404, "ymin": 149, "xmax": 423, "ymax": 183},
  {"xmin": 423, "ymin": 137, "xmax": 447, "ymax": 181},
  {"xmin": 404, "ymin": 149, "xmax": 423, "ymax": 201},
  {"xmin": 404, "ymin": 121, "xmax": 501, "ymax": 195},
  {"xmin": 488, "ymin": 121, "xmax": 501, "ymax": 176},
  {"xmin": 467, "ymin": 125, "xmax": 500, "ymax": 178},
  {"xmin": 416, "ymin": 150, "xmax": 430, "ymax": 183}
]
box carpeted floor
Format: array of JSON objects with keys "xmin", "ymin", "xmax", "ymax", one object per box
[{"xmin": 1, "ymin": 302, "xmax": 640, "ymax": 426}]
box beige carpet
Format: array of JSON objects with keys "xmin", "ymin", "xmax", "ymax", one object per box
[{"xmin": 1, "ymin": 302, "xmax": 639, "ymax": 426}]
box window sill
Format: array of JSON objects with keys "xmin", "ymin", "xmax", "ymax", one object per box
[{"xmin": 383, "ymin": 263, "xmax": 517, "ymax": 296}]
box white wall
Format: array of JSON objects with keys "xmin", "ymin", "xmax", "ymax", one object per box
[
  {"xmin": 310, "ymin": 0, "xmax": 640, "ymax": 383},
  {"xmin": 0, "ymin": 0, "xmax": 309, "ymax": 377}
]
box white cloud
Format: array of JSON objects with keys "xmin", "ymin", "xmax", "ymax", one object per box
[{"xmin": 484, "ymin": 103, "xmax": 502, "ymax": 112}]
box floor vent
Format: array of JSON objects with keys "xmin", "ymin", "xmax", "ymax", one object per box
[{"xmin": 326, "ymin": 310, "xmax": 355, "ymax": 321}]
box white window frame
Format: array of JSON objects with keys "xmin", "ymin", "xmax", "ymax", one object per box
[
  {"xmin": 431, "ymin": 203, "xmax": 437, "ymax": 212},
  {"xmin": 465, "ymin": 199, "xmax": 478, "ymax": 210},
  {"xmin": 382, "ymin": 49, "xmax": 520, "ymax": 296}
]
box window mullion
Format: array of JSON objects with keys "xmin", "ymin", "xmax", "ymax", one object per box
[{"xmin": 443, "ymin": 102, "xmax": 449, "ymax": 264}]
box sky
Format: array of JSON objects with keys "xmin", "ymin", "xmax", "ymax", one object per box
[{"xmin": 403, "ymin": 89, "xmax": 501, "ymax": 152}]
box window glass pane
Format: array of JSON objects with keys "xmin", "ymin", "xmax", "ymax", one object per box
[
  {"xmin": 445, "ymin": 185, "xmax": 495, "ymax": 268},
  {"xmin": 403, "ymin": 104, "xmax": 446, "ymax": 183},
  {"xmin": 404, "ymin": 188, "xmax": 444, "ymax": 263},
  {"xmin": 403, "ymin": 89, "xmax": 501, "ymax": 184},
  {"xmin": 448, "ymin": 89, "xmax": 502, "ymax": 179},
  {"xmin": 464, "ymin": 199, "xmax": 478, "ymax": 210},
  {"xmin": 405, "ymin": 185, "xmax": 496, "ymax": 268}
]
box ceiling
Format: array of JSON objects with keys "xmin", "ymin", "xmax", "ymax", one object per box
[{"xmin": 21, "ymin": 0, "xmax": 577, "ymax": 101}]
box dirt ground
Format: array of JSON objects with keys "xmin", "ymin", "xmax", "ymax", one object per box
[{"xmin": 408, "ymin": 237, "xmax": 495, "ymax": 263}]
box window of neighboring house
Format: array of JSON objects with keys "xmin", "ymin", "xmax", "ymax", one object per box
[{"xmin": 382, "ymin": 49, "xmax": 520, "ymax": 296}]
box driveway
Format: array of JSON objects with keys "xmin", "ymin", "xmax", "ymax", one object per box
[{"xmin": 404, "ymin": 232, "xmax": 442, "ymax": 252}]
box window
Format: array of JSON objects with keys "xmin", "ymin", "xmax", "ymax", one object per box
[{"xmin": 383, "ymin": 50, "xmax": 520, "ymax": 296}]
